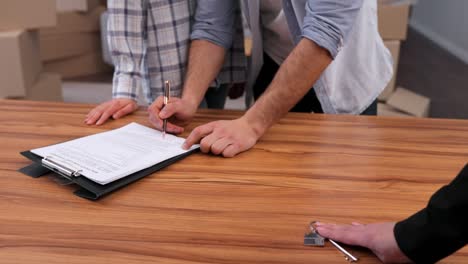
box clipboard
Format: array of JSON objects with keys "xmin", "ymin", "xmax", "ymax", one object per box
[{"xmin": 19, "ymin": 148, "xmax": 199, "ymax": 201}]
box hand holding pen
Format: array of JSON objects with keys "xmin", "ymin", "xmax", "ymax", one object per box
[{"xmin": 147, "ymin": 81, "xmax": 197, "ymax": 135}]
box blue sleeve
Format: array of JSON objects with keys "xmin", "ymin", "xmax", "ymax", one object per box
[
  {"xmin": 302, "ymin": 0, "xmax": 363, "ymax": 58},
  {"xmin": 190, "ymin": 0, "xmax": 237, "ymax": 49}
]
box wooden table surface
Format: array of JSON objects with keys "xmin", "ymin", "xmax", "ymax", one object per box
[{"xmin": 1, "ymin": 100, "xmax": 467, "ymax": 264}]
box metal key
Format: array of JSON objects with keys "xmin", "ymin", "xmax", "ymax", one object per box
[
  {"xmin": 307, "ymin": 222, "xmax": 359, "ymax": 263},
  {"xmin": 329, "ymin": 238, "xmax": 359, "ymax": 262},
  {"xmin": 304, "ymin": 228, "xmax": 325, "ymax": 246}
]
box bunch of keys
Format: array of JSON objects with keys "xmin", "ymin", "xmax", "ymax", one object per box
[{"xmin": 304, "ymin": 221, "xmax": 359, "ymax": 263}]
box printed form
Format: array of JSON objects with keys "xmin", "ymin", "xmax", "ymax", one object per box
[{"xmin": 32, "ymin": 123, "xmax": 198, "ymax": 185}]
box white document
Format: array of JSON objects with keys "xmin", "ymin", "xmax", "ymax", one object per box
[{"xmin": 32, "ymin": 123, "xmax": 198, "ymax": 185}]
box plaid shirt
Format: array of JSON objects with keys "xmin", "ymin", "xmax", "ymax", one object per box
[{"xmin": 107, "ymin": 0, "xmax": 247, "ymax": 104}]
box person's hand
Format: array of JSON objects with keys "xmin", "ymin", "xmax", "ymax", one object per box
[
  {"xmin": 148, "ymin": 96, "xmax": 198, "ymax": 134},
  {"xmin": 85, "ymin": 98, "xmax": 138, "ymax": 126},
  {"xmin": 316, "ymin": 222, "xmax": 412, "ymax": 264},
  {"xmin": 182, "ymin": 117, "xmax": 261, "ymax": 157}
]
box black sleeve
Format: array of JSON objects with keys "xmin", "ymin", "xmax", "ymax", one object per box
[{"xmin": 394, "ymin": 163, "xmax": 468, "ymax": 263}]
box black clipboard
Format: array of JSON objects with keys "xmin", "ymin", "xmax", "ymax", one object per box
[{"xmin": 19, "ymin": 148, "xmax": 199, "ymax": 201}]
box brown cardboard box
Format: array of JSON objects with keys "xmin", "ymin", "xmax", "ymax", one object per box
[
  {"xmin": 377, "ymin": 103, "xmax": 412, "ymax": 118},
  {"xmin": 0, "ymin": 1, "xmax": 56, "ymax": 30},
  {"xmin": 378, "ymin": 41, "xmax": 401, "ymax": 101},
  {"xmin": 0, "ymin": 30, "xmax": 42, "ymax": 98},
  {"xmin": 40, "ymin": 33, "xmax": 102, "ymax": 62},
  {"xmin": 378, "ymin": 4, "xmax": 410, "ymax": 40},
  {"xmin": 25, "ymin": 73, "xmax": 63, "ymax": 102},
  {"xmin": 44, "ymin": 52, "xmax": 113, "ymax": 79},
  {"xmin": 41, "ymin": 6, "xmax": 106, "ymax": 35},
  {"xmin": 387, "ymin": 87, "xmax": 431, "ymax": 117},
  {"xmin": 56, "ymin": 0, "xmax": 103, "ymax": 12}
]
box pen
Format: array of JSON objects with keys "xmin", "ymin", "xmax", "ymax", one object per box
[{"xmin": 163, "ymin": 80, "xmax": 171, "ymax": 139}]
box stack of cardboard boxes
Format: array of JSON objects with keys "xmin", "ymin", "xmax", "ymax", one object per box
[
  {"xmin": 0, "ymin": 0, "xmax": 62, "ymax": 101},
  {"xmin": 377, "ymin": 0, "xmax": 431, "ymax": 118},
  {"xmin": 41, "ymin": 0, "xmax": 111, "ymax": 79}
]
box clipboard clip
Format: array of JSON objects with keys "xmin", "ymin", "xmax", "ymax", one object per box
[{"xmin": 42, "ymin": 156, "xmax": 82, "ymax": 180}]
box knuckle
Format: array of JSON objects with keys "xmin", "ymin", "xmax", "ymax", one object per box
[
  {"xmin": 215, "ymin": 127, "xmax": 226, "ymax": 136},
  {"xmin": 192, "ymin": 127, "xmax": 202, "ymax": 137},
  {"xmin": 225, "ymin": 135, "xmax": 235, "ymax": 142},
  {"xmin": 164, "ymin": 104, "xmax": 174, "ymax": 113}
]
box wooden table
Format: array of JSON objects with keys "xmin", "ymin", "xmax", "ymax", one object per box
[{"xmin": 1, "ymin": 100, "xmax": 467, "ymax": 264}]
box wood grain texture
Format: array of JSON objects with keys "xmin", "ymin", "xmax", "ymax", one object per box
[{"xmin": 0, "ymin": 99, "xmax": 467, "ymax": 264}]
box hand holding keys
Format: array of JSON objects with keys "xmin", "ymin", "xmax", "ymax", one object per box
[{"xmin": 304, "ymin": 221, "xmax": 359, "ymax": 263}]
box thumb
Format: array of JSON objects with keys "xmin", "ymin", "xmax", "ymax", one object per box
[{"xmin": 159, "ymin": 101, "xmax": 180, "ymax": 119}]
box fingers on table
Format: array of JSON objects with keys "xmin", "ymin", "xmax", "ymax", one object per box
[
  {"xmin": 85, "ymin": 105, "xmax": 107, "ymax": 125},
  {"xmin": 184, "ymin": 124, "xmax": 241, "ymax": 157},
  {"xmin": 316, "ymin": 223, "xmax": 368, "ymax": 247},
  {"xmin": 96, "ymin": 103, "xmax": 122, "ymax": 125},
  {"xmin": 184, "ymin": 124, "xmax": 215, "ymax": 150},
  {"xmin": 86, "ymin": 101, "xmax": 134, "ymax": 126},
  {"xmin": 113, "ymin": 102, "xmax": 137, "ymax": 119}
]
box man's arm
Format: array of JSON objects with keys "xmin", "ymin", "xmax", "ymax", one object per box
[
  {"xmin": 182, "ymin": 0, "xmax": 364, "ymax": 157},
  {"xmin": 181, "ymin": 40, "xmax": 227, "ymax": 111},
  {"xmin": 244, "ymin": 38, "xmax": 332, "ymax": 137},
  {"xmin": 148, "ymin": 0, "xmax": 237, "ymax": 133},
  {"xmin": 243, "ymin": 0, "xmax": 365, "ymax": 133},
  {"xmin": 182, "ymin": 38, "xmax": 332, "ymax": 156},
  {"xmin": 147, "ymin": 40, "xmax": 227, "ymax": 133},
  {"xmin": 86, "ymin": 0, "xmax": 146, "ymax": 125}
]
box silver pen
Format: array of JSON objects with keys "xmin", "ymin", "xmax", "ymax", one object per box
[{"xmin": 163, "ymin": 81, "xmax": 171, "ymax": 139}]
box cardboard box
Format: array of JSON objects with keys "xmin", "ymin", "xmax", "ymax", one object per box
[
  {"xmin": 387, "ymin": 87, "xmax": 431, "ymax": 117},
  {"xmin": 40, "ymin": 33, "xmax": 102, "ymax": 62},
  {"xmin": 377, "ymin": 103, "xmax": 412, "ymax": 118},
  {"xmin": 0, "ymin": 30, "xmax": 42, "ymax": 98},
  {"xmin": 0, "ymin": 1, "xmax": 56, "ymax": 30},
  {"xmin": 56, "ymin": 0, "xmax": 103, "ymax": 12},
  {"xmin": 41, "ymin": 6, "xmax": 106, "ymax": 35},
  {"xmin": 378, "ymin": 4, "xmax": 410, "ymax": 40},
  {"xmin": 378, "ymin": 41, "xmax": 401, "ymax": 101},
  {"xmin": 25, "ymin": 73, "xmax": 63, "ymax": 102},
  {"xmin": 44, "ymin": 52, "xmax": 113, "ymax": 79}
]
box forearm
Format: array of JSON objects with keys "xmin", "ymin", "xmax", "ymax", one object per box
[
  {"xmin": 108, "ymin": 0, "xmax": 146, "ymax": 100},
  {"xmin": 245, "ymin": 38, "xmax": 332, "ymax": 136},
  {"xmin": 182, "ymin": 40, "xmax": 227, "ymax": 108}
]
